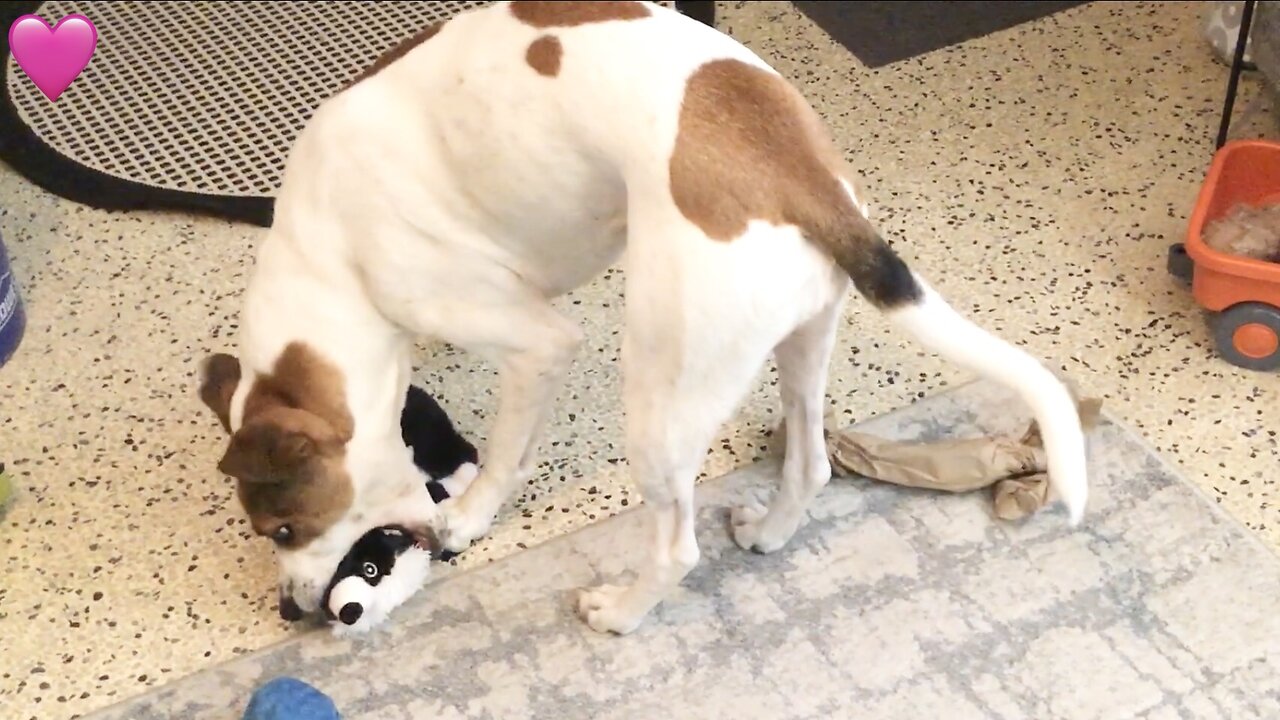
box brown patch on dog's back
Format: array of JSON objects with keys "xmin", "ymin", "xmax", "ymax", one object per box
[
  {"xmin": 204, "ymin": 342, "xmax": 358, "ymax": 549},
  {"xmin": 510, "ymin": 1, "xmax": 650, "ymax": 27},
  {"xmin": 349, "ymin": 20, "xmax": 447, "ymax": 85},
  {"xmin": 669, "ymin": 59, "xmax": 852, "ymax": 243},
  {"xmin": 668, "ymin": 58, "xmax": 921, "ymax": 309},
  {"xmin": 526, "ymin": 35, "xmax": 563, "ymax": 76}
]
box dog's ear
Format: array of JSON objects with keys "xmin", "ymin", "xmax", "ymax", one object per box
[
  {"xmin": 217, "ymin": 421, "xmax": 316, "ymax": 484},
  {"xmin": 199, "ymin": 353, "xmax": 242, "ymax": 434}
]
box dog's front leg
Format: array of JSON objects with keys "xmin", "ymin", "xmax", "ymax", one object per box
[{"xmin": 432, "ymin": 299, "xmax": 582, "ymax": 553}]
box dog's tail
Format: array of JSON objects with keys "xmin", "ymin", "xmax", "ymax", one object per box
[{"xmin": 813, "ymin": 209, "xmax": 1089, "ymax": 526}]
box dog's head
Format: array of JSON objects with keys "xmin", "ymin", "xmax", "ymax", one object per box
[
  {"xmin": 222, "ymin": 404, "xmax": 355, "ymax": 546},
  {"xmin": 199, "ymin": 345, "xmax": 366, "ymax": 615}
]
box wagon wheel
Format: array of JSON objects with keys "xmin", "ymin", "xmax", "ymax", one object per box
[{"xmin": 1213, "ymin": 302, "xmax": 1280, "ymax": 371}]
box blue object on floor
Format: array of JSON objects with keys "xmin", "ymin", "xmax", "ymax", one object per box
[
  {"xmin": 243, "ymin": 677, "xmax": 341, "ymax": 720},
  {"xmin": 0, "ymin": 227, "xmax": 26, "ymax": 368}
]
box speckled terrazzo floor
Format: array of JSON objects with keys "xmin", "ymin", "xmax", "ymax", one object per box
[{"xmin": 1, "ymin": 2, "xmax": 1278, "ymax": 719}]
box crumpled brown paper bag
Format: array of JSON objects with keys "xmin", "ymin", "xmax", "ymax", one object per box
[{"xmin": 774, "ymin": 388, "xmax": 1102, "ymax": 521}]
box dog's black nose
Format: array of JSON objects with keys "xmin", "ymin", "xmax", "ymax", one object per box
[
  {"xmin": 279, "ymin": 594, "xmax": 304, "ymax": 622},
  {"xmin": 339, "ymin": 602, "xmax": 364, "ymax": 625}
]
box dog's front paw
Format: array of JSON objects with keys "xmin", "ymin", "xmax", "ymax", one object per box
[
  {"xmin": 437, "ymin": 495, "xmax": 494, "ymax": 554},
  {"xmin": 575, "ymin": 584, "xmax": 646, "ymax": 636},
  {"xmin": 730, "ymin": 502, "xmax": 787, "ymax": 554}
]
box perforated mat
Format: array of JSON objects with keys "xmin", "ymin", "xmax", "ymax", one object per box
[{"xmin": 4, "ymin": 1, "xmax": 491, "ymax": 202}]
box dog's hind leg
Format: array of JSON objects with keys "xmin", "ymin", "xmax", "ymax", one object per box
[
  {"xmin": 576, "ymin": 319, "xmax": 772, "ymax": 635},
  {"xmin": 574, "ymin": 218, "xmax": 805, "ymax": 635},
  {"xmin": 732, "ymin": 293, "xmax": 846, "ymax": 554}
]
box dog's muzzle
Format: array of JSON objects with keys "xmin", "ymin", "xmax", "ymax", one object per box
[
  {"xmin": 278, "ymin": 590, "xmax": 305, "ymax": 622},
  {"xmin": 276, "ymin": 542, "xmax": 349, "ymax": 617}
]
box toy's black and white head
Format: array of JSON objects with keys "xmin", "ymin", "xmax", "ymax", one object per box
[
  {"xmin": 277, "ymin": 382, "xmax": 479, "ymax": 634},
  {"xmin": 320, "ymin": 525, "xmax": 435, "ymax": 635}
]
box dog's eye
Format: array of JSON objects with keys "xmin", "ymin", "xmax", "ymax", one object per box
[
  {"xmin": 271, "ymin": 525, "xmax": 293, "ymax": 544},
  {"xmin": 361, "ymin": 561, "xmax": 379, "ymax": 579}
]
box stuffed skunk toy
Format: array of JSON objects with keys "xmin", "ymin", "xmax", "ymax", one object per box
[{"xmin": 318, "ymin": 384, "xmax": 479, "ymax": 635}]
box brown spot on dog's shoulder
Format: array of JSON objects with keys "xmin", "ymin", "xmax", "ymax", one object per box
[
  {"xmin": 526, "ymin": 35, "xmax": 563, "ymax": 76},
  {"xmin": 510, "ymin": 1, "xmax": 650, "ymax": 27},
  {"xmin": 216, "ymin": 342, "xmax": 356, "ymax": 549},
  {"xmin": 349, "ymin": 20, "xmax": 448, "ymax": 85}
]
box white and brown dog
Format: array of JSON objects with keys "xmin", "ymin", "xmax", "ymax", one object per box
[{"xmin": 198, "ymin": 1, "xmax": 1089, "ymax": 635}]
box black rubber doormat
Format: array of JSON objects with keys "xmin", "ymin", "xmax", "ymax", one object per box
[
  {"xmin": 1, "ymin": 0, "xmax": 698, "ymax": 229},
  {"xmin": 792, "ymin": 1, "xmax": 1091, "ymax": 69},
  {"xmin": 0, "ymin": 1, "xmax": 493, "ymax": 228}
]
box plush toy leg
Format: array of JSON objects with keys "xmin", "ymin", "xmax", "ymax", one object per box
[{"xmin": 243, "ymin": 677, "xmax": 341, "ymax": 720}]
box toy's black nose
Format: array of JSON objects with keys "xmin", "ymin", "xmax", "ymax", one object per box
[
  {"xmin": 339, "ymin": 602, "xmax": 364, "ymax": 625},
  {"xmin": 279, "ymin": 594, "xmax": 304, "ymax": 622}
]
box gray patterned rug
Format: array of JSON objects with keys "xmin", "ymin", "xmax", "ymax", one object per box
[{"xmin": 86, "ymin": 380, "xmax": 1280, "ymax": 720}]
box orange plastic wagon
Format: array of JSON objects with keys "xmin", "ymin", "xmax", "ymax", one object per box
[{"xmin": 1168, "ymin": 139, "xmax": 1280, "ymax": 372}]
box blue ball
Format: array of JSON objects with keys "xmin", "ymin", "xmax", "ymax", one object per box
[{"xmin": 243, "ymin": 677, "xmax": 341, "ymax": 720}]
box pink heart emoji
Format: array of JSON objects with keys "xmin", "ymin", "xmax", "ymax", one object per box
[{"xmin": 8, "ymin": 14, "xmax": 98, "ymax": 102}]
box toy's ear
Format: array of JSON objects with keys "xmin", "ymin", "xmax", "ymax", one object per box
[
  {"xmin": 199, "ymin": 353, "xmax": 241, "ymax": 434},
  {"xmin": 217, "ymin": 420, "xmax": 317, "ymax": 484}
]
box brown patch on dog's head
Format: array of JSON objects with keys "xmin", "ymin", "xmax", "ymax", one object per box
[
  {"xmin": 203, "ymin": 343, "xmax": 357, "ymax": 550},
  {"xmin": 667, "ymin": 59, "xmax": 921, "ymax": 309},
  {"xmin": 222, "ymin": 405, "xmax": 355, "ymax": 550},
  {"xmin": 349, "ymin": 20, "xmax": 448, "ymax": 86},
  {"xmin": 510, "ymin": 1, "xmax": 650, "ymax": 27},
  {"xmin": 525, "ymin": 35, "xmax": 563, "ymax": 76}
]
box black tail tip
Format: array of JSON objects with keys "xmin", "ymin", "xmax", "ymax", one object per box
[{"xmin": 853, "ymin": 240, "xmax": 922, "ymax": 310}]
